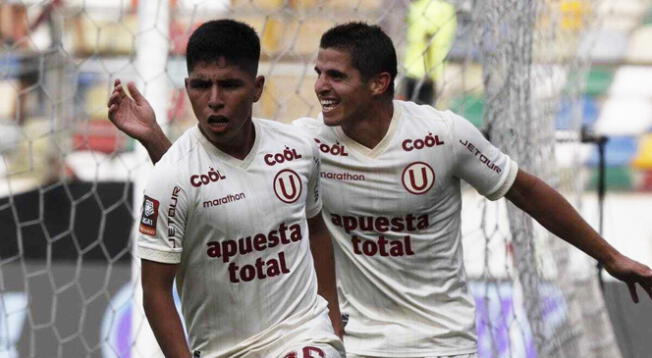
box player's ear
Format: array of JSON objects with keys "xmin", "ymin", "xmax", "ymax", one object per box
[
  {"xmin": 369, "ymin": 72, "xmax": 391, "ymax": 96},
  {"xmin": 253, "ymin": 75, "xmax": 265, "ymax": 102}
]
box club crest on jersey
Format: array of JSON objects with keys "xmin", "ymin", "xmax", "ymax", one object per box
[
  {"xmin": 274, "ymin": 169, "xmax": 302, "ymax": 203},
  {"xmin": 402, "ymin": 161, "xmax": 435, "ymax": 195},
  {"xmin": 139, "ymin": 196, "xmax": 159, "ymax": 236}
]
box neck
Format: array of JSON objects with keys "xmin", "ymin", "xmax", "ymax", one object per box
[
  {"xmin": 202, "ymin": 121, "xmax": 256, "ymax": 160},
  {"xmin": 341, "ymin": 98, "xmax": 394, "ymax": 149}
]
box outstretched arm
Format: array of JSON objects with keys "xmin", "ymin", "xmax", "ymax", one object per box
[
  {"xmin": 308, "ymin": 213, "xmax": 344, "ymax": 339},
  {"xmin": 107, "ymin": 79, "xmax": 172, "ymax": 164},
  {"xmin": 505, "ymin": 169, "xmax": 652, "ymax": 302}
]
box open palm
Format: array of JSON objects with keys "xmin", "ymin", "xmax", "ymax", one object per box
[{"xmin": 107, "ymin": 79, "xmax": 158, "ymax": 142}]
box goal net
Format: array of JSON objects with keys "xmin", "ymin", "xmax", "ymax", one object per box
[{"xmin": 0, "ymin": 0, "xmax": 621, "ymax": 357}]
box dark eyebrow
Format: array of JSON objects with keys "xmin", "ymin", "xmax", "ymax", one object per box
[
  {"xmin": 218, "ymin": 78, "xmax": 245, "ymax": 85},
  {"xmin": 326, "ymin": 69, "xmax": 346, "ymax": 78}
]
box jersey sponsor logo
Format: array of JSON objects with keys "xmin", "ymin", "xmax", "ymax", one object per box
[
  {"xmin": 330, "ymin": 213, "xmax": 429, "ymax": 233},
  {"xmin": 283, "ymin": 346, "xmax": 326, "ymax": 358},
  {"xmin": 202, "ymin": 192, "xmax": 246, "ymax": 208},
  {"xmin": 264, "ymin": 146, "xmax": 303, "ymax": 166},
  {"xmin": 314, "ymin": 138, "xmax": 349, "ymax": 156},
  {"xmin": 190, "ymin": 167, "xmax": 226, "ymax": 187},
  {"xmin": 139, "ymin": 196, "xmax": 159, "ymax": 236},
  {"xmin": 206, "ymin": 221, "xmax": 302, "ymax": 283},
  {"xmin": 351, "ymin": 234, "xmax": 415, "ymax": 257},
  {"xmin": 402, "ymin": 161, "xmax": 435, "ymax": 194},
  {"xmin": 274, "ymin": 169, "xmax": 302, "ymax": 203},
  {"xmin": 320, "ymin": 171, "xmax": 365, "ymax": 181},
  {"xmin": 330, "ymin": 213, "xmax": 427, "ymax": 258},
  {"xmin": 459, "ymin": 139, "xmax": 503, "ymax": 174},
  {"xmin": 401, "ymin": 132, "xmax": 445, "ymax": 151},
  {"xmin": 167, "ymin": 186, "xmax": 181, "ymax": 247}
]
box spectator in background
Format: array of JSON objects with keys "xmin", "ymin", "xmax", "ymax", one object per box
[{"xmin": 399, "ymin": 0, "xmax": 457, "ymax": 105}]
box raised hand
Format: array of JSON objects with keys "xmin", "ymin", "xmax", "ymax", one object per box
[
  {"xmin": 107, "ymin": 79, "xmax": 171, "ymax": 163},
  {"xmin": 603, "ymin": 253, "xmax": 652, "ymax": 303},
  {"xmin": 107, "ymin": 79, "xmax": 159, "ymax": 142}
]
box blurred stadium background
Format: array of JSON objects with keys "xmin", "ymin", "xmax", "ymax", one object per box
[{"xmin": 1, "ymin": 0, "xmax": 651, "ymax": 357}]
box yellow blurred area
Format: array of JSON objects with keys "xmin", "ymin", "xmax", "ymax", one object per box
[
  {"xmin": 632, "ymin": 134, "xmax": 652, "ymax": 169},
  {"xmin": 403, "ymin": 0, "xmax": 457, "ymax": 81},
  {"xmin": 559, "ymin": 0, "xmax": 592, "ymax": 30}
]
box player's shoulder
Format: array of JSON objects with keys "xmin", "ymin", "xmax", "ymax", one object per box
[
  {"xmin": 254, "ymin": 117, "xmax": 315, "ymax": 149},
  {"xmin": 396, "ymin": 100, "xmax": 469, "ymax": 132},
  {"xmin": 291, "ymin": 116, "xmax": 321, "ymax": 135},
  {"xmin": 150, "ymin": 126, "xmax": 203, "ymax": 183},
  {"xmin": 396, "ymin": 99, "xmax": 452, "ymax": 122},
  {"xmin": 157, "ymin": 126, "xmax": 200, "ymax": 165}
]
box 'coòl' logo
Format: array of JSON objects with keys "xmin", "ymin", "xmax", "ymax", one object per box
[
  {"xmin": 274, "ymin": 169, "xmax": 302, "ymax": 203},
  {"xmin": 190, "ymin": 167, "xmax": 226, "ymax": 187},
  {"xmin": 401, "ymin": 162, "xmax": 435, "ymax": 195}
]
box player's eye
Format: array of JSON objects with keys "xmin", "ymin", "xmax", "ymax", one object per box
[
  {"xmin": 189, "ymin": 79, "xmax": 212, "ymax": 89},
  {"xmin": 219, "ymin": 80, "xmax": 243, "ymax": 89},
  {"xmin": 327, "ymin": 70, "xmax": 346, "ymax": 80}
]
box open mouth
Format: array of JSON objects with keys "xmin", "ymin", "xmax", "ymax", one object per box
[
  {"xmin": 320, "ymin": 99, "xmax": 339, "ymax": 114},
  {"xmin": 207, "ymin": 115, "xmax": 228, "ymax": 130}
]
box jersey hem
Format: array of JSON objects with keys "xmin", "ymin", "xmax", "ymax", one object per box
[
  {"xmin": 137, "ymin": 244, "xmax": 181, "ymax": 264},
  {"xmin": 346, "ymin": 346, "xmax": 477, "ymax": 357}
]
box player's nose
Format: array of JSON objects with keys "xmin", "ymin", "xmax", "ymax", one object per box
[
  {"xmin": 208, "ymin": 85, "xmax": 224, "ymax": 110},
  {"xmin": 314, "ymin": 76, "xmax": 331, "ymax": 96}
]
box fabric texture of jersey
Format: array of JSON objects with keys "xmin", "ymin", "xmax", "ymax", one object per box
[
  {"xmin": 136, "ymin": 119, "xmax": 341, "ymax": 358},
  {"xmin": 293, "ymin": 100, "xmax": 517, "ymax": 357}
]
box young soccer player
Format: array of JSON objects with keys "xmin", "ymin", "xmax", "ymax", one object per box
[
  {"xmin": 108, "ymin": 20, "xmax": 344, "ymax": 358},
  {"xmin": 110, "ymin": 21, "xmax": 652, "ymax": 358}
]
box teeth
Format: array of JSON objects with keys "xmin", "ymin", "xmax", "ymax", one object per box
[{"xmin": 320, "ymin": 99, "xmax": 338, "ymax": 113}]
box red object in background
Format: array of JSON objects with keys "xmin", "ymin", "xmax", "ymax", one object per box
[
  {"xmin": 640, "ymin": 170, "xmax": 652, "ymax": 191},
  {"xmin": 73, "ymin": 120, "xmax": 125, "ymax": 154}
]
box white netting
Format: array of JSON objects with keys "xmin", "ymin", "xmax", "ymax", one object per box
[{"xmin": 0, "ymin": 0, "xmax": 622, "ymax": 357}]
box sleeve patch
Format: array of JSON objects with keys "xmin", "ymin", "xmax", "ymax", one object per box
[{"xmin": 139, "ymin": 195, "xmax": 160, "ymax": 236}]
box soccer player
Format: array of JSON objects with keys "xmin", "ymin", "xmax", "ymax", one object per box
[
  {"xmin": 110, "ymin": 21, "xmax": 652, "ymax": 358},
  {"xmin": 108, "ymin": 20, "xmax": 344, "ymax": 358}
]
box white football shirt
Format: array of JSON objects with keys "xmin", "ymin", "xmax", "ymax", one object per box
[
  {"xmin": 294, "ymin": 100, "xmax": 518, "ymax": 357},
  {"xmin": 137, "ymin": 119, "xmax": 342, "ymax": 358}
]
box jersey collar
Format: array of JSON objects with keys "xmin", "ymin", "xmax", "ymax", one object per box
[
  {"xmin": 192, "ymin": 119, "xmax": 261, "ymax": 169},
  {"xmin": 332, "ymin": 101, "xmax": 401, "ymax": 159}
]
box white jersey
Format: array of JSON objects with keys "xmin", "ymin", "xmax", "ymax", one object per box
[
  {"xmin": 294, "ymin": 100, "xmax": 518, "ymax": 357},
  {"xmin": 137, "ymin": 119, "xmax": 342, "ymax": 358}
]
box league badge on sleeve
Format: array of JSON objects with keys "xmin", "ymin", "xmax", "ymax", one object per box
[{"xmin": 139, "ymin": 196, "xmax": 160, "ymax": 236}]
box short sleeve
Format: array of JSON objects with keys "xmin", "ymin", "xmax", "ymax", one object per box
[
  {"xmin": 449, "ymin": 111, "xmax": 518, "ymax": 200},
  {"xmin": 305, "ymin": 140, "xmax": 323, "ymax": 219},
  {"xmin": 136, "ymin": 162, "xmax": 188, "ymax": 263}
]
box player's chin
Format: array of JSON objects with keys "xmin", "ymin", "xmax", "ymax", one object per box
[{"xmin": 321, "ymin": 111, "xmax": 343, "ymax": 127}]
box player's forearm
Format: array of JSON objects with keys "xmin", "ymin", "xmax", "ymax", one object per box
[
  {"xmin": 307, "ymin": 215, "xmax": 344, "ymax": 339},
  {"xmin": 506, "ymin": 170, "xmax": 619, "ymax": 266},
  {"xmin": 143, "ymin": 290, "xmax": 191, "ymax": 358},
  {"xmin": 140, "ymin": 125, "xmax": 172, "ymax": 165}
]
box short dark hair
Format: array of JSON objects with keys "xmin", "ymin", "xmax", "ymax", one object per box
[
  {"xmin": 320, "ymin": 22, "xmax": 397, "ymax": 96},
  {"xmin": 186, "ymin": 19, "xmax": 260, "ymax": 75}
]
